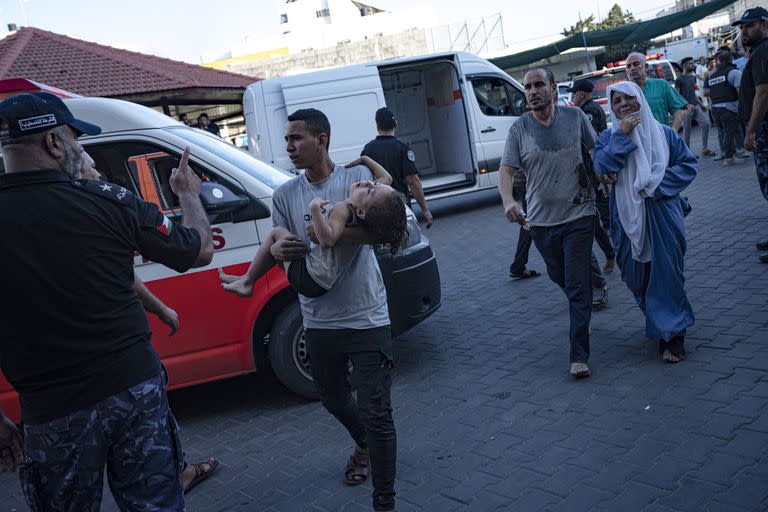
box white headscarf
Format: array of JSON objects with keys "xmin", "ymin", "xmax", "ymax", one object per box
[{"xmin": 606, "ymin": 81, "xmax": 670, "ymax": 263}]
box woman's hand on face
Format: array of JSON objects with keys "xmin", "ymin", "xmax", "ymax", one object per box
[{"xmin": 619, "ymin": 113, "xmax": 640, "ymax": 135}]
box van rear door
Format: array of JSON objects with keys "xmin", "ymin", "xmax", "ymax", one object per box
[{"xmin": 278, "ymin": 66, "xmax": 386, "ymax": 167}]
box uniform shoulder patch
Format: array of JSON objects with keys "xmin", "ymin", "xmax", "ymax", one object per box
[
  {"xmin": 72, "ymin": 179, "xmax": 134, "ymax": 205},
  {"xmin": 406, "ymin": 150, "xmax": 416, "ymax": 162}
]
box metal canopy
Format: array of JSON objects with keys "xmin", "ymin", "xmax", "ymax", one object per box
[{"xmin": 490, "ymin": 0, "xmax": 738, "ymax": 70}]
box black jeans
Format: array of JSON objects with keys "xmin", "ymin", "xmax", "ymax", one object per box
[
  {"xmin": 510, "ymin": 186, "xmax": 534, "ymax": 274},
  {"xmin": 305, "ymin": 327, "xmax": 396, "ymax": 511},
  {"xmin": 713, "ymin": 107, "xmax": 739, "ymax": 158},
  {"xmin": 530, "ymin": 216, "xmax": 595, "ymax": 363}
]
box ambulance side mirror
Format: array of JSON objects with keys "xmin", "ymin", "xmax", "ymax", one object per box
[{"xmin": 199, "ymin": 181, "xmax": 270, "ymax": 223}]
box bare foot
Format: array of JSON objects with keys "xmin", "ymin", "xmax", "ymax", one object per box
[
  {"xmin": 218, "ymin": 268, "xmax": 242, "ymax": 284},
  {"xmin": 222, "ymin": 278, "xmax": 255, "ymax": 297},
  {"xmin": 570, "ymin": 362, "xmax": 591, "ymax": 378},
  {"xmin": 662, "ymin": 349, "xmax": 681, "ymax": 363}
]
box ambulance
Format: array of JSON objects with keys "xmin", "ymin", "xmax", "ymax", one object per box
[{"xmin": 0, "ymin": 89, "xmax": 442, "ymax": 423}]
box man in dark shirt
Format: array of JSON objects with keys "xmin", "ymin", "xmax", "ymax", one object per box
[
  {"xmin": 734, "ymin": 7, "xmax": 768, "ymax": 262},
  {"xmin": 361, "ymin": 107, "xmax": 433, "ymax": 227},
  {"xmin": 568, "ymin": 79, "xmax": 614, "ymax": 308},
  {"xmin": 197, "ymin": 113, "xmax": 221, "ymax": 136},
  {"xmin": 0, "ymin": 92, "xmax": 213, "ymax": 510},
  {"xmin": 676, "ymin": 57, "xmax": 715, "ymax": 156}
]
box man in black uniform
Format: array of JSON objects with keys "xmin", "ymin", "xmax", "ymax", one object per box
[
  {"xmin": 706, "ymin": 50, "xmax": 744, "ymax": 166},
  {"xmin": 0, "ymin": 92, "xmax": 213, "ymax": 510},
  {"xmin": 735, "ymin": 7, "xmax": 768, "ymax": 262},
  {"xmin": 361, "ymin": 107, "xmax": 433, "ymax": 227},
  {"xmin": 568, "ymin": 79, "xmax": 614, "ymax": 309}
]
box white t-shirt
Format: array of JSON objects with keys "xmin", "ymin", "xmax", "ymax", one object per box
[{"xmin": 695, "ymin": 64, "xmax": 708, "ymax": 98}]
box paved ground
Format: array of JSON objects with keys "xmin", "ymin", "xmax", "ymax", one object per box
[{"xmin": 3, "ymin": 144, "xmax": 768, "ymax": 511}]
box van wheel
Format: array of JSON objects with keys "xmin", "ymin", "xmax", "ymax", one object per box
[{"xmin": 269, "ymin": 301, "xmax": 319, "ymax": 400}]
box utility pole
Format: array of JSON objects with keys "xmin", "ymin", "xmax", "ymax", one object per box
[{"xmin": 579, "ymin": 12, "xmax": 592, "ymax": 72}]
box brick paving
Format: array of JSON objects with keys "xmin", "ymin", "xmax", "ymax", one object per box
[{"xmin": 2, "ymin": 145, "xmax": 768, "ymax": 511}]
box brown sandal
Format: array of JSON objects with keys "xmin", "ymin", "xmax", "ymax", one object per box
[
  {"xmin": 344, "ymin": 450, "xmax": 370, "ymax": 486},
  {"xmin": 183, "ymin": 457, "xmax": 219, "ymax": 494}
]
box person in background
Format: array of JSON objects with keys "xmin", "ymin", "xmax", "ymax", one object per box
[
  {"xmin": 705, "ymin": 50, "xmax": 747, "ymax": 167},
  {"xmin": 361, "ymin": 107, "xmax": 433, "ymax": 228},
  {"xmin": 625, "ymin": 52, "xmax": 691, "ymax": 130},
  {"xmin": 197, "ymin": 113, "xmax": 220, "ymax": 136},
  {"xmin": 676, "ymin": 57, "xmax": 715, "ymax": 156},
  {"xmin": 695, "ymin": 56, "xmax": 710, "ymax": 108},
  {"xmin": 568, "ymin": 79, "xmax": 613, "ymax": 307},
  {"xmin": 179, "ymin": 113, "xmax": 191, "ymax": 126}
]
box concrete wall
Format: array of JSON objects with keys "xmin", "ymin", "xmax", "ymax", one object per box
[{"xmin": 214, "ymin": 28, "xmax": 430, "ymax": 79}]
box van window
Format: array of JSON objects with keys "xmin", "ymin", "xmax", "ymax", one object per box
[
  {"xmin": 83, "ymin": 140, "xmax": 241, "ymax": 214},
  {"xmin": 169, "ymin": 127, "xmax": 290, "ymax": 190},
  {"xmin": 472, "ymin": 77, "xmax": 526, "ymax": 117}
]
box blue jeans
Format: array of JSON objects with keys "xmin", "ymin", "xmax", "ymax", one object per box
[
  {"xmin": 18, "ymin": 374, "xmax": 185, "ymax": 512},
  {"xmin": 530, "ymin": 215, "xmax": 595, "ymax": 363}
]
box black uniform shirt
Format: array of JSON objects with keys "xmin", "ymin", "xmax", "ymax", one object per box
[
  {"xmin": 739, "ymin": 37, "xmax": 768, "ymax": 123},
  {"xmin": 580, "ymin": 98, "xmax": 608, "ymax": 135},
  {"xmin": 0, "ymin": 170, "xmax": 201, "ymax": 423},
  {"xmin": 360, "ymin": 135, "xmax": 417, "ymax": 196}
]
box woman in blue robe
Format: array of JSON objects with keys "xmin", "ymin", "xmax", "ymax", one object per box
[{"xmin": 593, "ymin": 81, "xmax": 696, "ymax": 362}]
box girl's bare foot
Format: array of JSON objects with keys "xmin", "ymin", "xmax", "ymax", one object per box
[
  {"xmin": 222, "ymin": 278, "xmax": 255, "ymax": 297},
  {"xmin": 218, "ymin": 268, "xmax": 242, "ymax": 284}
]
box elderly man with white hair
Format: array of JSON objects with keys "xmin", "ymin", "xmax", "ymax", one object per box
[{"xmin": 593, "ymin": 81, "xmax": 697, "ymax": 363}]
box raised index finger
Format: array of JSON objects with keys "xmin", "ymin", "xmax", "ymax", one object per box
[{"xmin": 178, "ymin": 146, "xmax": 190, "ymax": 171}]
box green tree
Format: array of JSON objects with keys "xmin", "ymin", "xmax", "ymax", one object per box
[{"xmin": 561, "ymin": 4, "xmax": 636, "ymax": 36}]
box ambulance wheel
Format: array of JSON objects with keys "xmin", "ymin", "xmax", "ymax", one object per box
[{"xmin": 269, "ymin": 301, "xmax": 319, "ymax": 400}]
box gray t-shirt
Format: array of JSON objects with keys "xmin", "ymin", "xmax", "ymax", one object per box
[
  {"xmin": 272, "ymin": 164, "xmax": 390, "ymax": 329},
  {"xmin": 675, "ymin": 74, "xmax": 698, "ymax": 105},
  {"xmin": 501, "ymin": 106, "xmax": 597, "ymax": 227}
]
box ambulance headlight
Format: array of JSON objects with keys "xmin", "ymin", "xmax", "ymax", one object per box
[{"xmin": 404, "ymin": 208, "xmax": 422, "ymax": 248}]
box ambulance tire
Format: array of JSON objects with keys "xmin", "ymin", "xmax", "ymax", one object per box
[{"xmin": 269, "ymin": 301, "xmax": 320, "ymax": 400}]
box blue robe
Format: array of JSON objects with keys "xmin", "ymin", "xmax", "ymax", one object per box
[{"xmin": 594, "ymin": 126, "xmax": 696, "ymax": 341}]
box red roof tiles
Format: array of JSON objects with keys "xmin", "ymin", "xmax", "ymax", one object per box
[{"xmin": 0, "ymin": 27, "xmax": 255, "ymax": 97}]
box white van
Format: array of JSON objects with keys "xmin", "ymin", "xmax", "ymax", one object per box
[{"xmin": 243, "ymin": 51, "xmax": 527, "ymax": 200}]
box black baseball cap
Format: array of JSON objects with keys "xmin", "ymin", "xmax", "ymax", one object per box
[
  {"xmin": 732, "ymin": 7, "xmax": 768, "ymax": 26},
  {"xmin": 566, "ymin": 80, "xmax": 594, "ymax": 93},
  {"xmin": 375, "ymin": 107, "xmax": 396, "ymax": 127},
  {"xmin": 0, "ymin": 92, "xmax": 101, "ymax": 141}
]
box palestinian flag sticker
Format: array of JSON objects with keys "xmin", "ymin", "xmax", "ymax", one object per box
[{"xmin": 156, "ymin": 215, "xmax": 173, "ymax": 236}]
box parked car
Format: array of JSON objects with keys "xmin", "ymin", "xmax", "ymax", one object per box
[{"xmin": 0, "ymin": 95, "xmax": 442, "ymax": 423}]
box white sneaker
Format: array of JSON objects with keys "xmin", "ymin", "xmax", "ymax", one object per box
[
  {"xmin": 713, "ymin": 153, "xmax": 726, "ymax": 161},
  {"xmin": 723, "ymin": 157, "xmax": 744, "ymax": 166},
  {"xmin": 735, "ymin": 149, "xmax": 750, "ymax": 158}
]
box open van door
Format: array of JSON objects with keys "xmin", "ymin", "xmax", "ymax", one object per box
[
  {"xmin": 277, "ymin": 66, "xmax": 386, "ymax": 168},
  {"xmin": 466, "ymin": 74, "xmax": 526, "ymax": 187}
]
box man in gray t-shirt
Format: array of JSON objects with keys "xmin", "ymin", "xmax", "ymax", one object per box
[
  {"xmin": 498, "ymin": 67, "xmax": 597, "ymax": 378},
  {"xmin": 270, "ymin": 109, "xmax": 397, "ymax": 512},
  {"xmin": 676, "ymin": 57, "xmax": 713, "ymax": 156}
]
